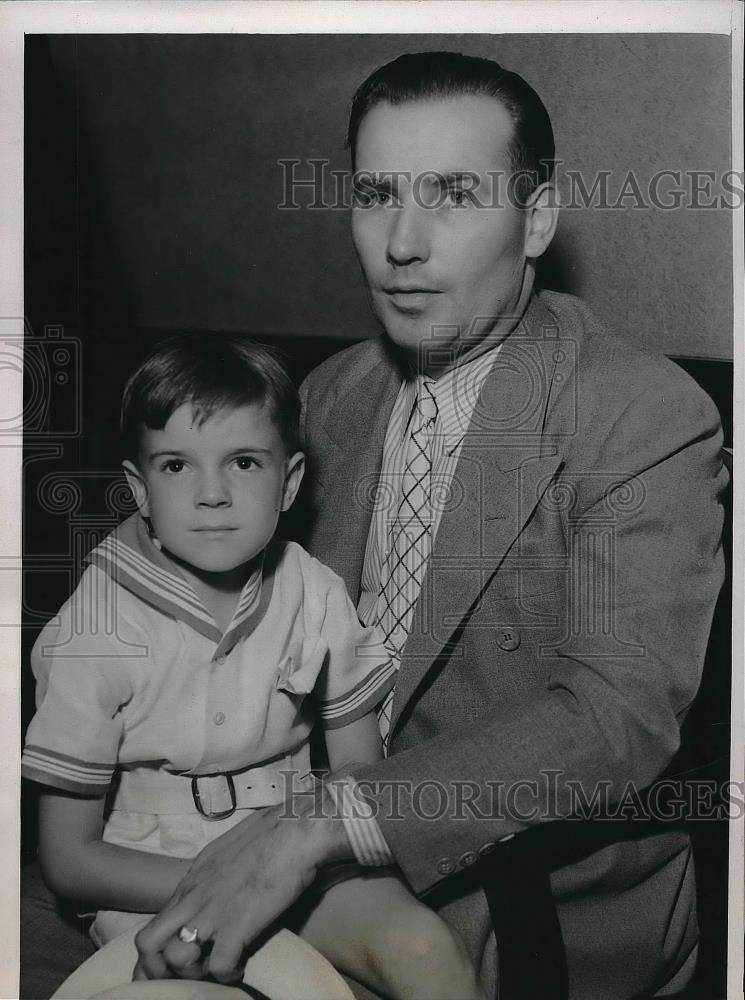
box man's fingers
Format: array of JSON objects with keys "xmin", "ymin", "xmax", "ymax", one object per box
[
  {"xmin": 206, "ymin": 916, "xmax": 256, "ymax": 984},
  {"xmin": 132, "ymin": 960, "xmax": 148, "ymax": 981},
  {"xmin": 135, "ymin": 903, "xmax": 212, "ymax": 980},
  {"xmin": 162, "ymin": 939, "xmax": 208, "ymax": 980}
]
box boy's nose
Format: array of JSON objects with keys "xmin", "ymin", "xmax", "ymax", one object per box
[{"xmin": 195, "ymin": 473, "xmax": 231, "ymax": 507}]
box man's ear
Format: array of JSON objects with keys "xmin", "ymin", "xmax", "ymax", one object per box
[
  {"xmin": 280, "ymin": 452, "xmax": 305, "ymax": 512},
  {"xmin": 122, "ymin": 460, "xmax": 150, "ymax": 517},
  {"xmin": 523, "ymin": 182, "xmax": 559, "ymax": 259}
]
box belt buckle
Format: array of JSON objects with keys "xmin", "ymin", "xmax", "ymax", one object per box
[{"xmin": 191, "ymin": 773, "xmax": 237, "ymax": 819}]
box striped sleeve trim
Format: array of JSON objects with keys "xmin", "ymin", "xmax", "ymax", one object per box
[
  {"xmin": 21, "ymin": 745, "xmax": 114, "ymax": 795},
  {"xmin": 318, "ymin": 660, "xmax": 397, "ymax": 730}
]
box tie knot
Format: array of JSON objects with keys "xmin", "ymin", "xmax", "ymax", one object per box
[{"xmin": 417, "ymin": 379, "xmax": 438, "ymax": 426}]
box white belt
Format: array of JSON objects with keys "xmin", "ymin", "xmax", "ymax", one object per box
[{"xmin": 113, "ymin": 742, "xmax": 313, "ymax": 818}]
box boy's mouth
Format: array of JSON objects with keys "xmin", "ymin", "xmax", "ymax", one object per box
[{"xmin": 192, "ymin": 526, "xmax": 238, "ymax": 533}]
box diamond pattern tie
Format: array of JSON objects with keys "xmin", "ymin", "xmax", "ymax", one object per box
[{"xmin": 376, "ymin": 379, "xmax": 438, "ymax": 749}]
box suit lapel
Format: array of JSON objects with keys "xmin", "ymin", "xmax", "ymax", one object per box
[
  {"xmin": 389, "ymin": 297, "xmax": 567, "ymax": 732},
  {"xmin": 310, "ymin": 351, "xmax": 401, "ymax": 601}
]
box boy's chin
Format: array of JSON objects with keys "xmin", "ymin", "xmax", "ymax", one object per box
[
  {"xmin": 162, "ymin": 544, "xmax": 262, "ymax": 579},
  {"xmin": 190, "ymin": 555, "xmax": 259, "ymax": 575}
]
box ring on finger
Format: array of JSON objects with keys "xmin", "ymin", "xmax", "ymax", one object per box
[{"xmin": 177, "ymin": 925, "xmax": 201, "ymax": 945}]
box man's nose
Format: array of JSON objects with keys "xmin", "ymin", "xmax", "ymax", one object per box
[
  {"xmin": 386, "ymin": 199, "xmax": 430, "ymax": 266},
  {"xmin": 195, "ymin": 471, "xmax": 231, "ymax": 507}
]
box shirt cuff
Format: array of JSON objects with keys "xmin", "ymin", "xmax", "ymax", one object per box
[{"xmin": 325, "ymin": 775, "xmax": 395, "ymax": 867}]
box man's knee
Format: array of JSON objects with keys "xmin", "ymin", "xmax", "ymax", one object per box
[{"xmin": 367, "ymin": 901, "xmax": 469, "ymax": 970}]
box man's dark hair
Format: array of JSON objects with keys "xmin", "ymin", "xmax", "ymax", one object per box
[
  {"xmin": 346, "ymin": 51, "xmax": 555, "ymax": 206},
  {"xmin": 120, "ymin": 332, "xmax": 301, "ymax": 461}
]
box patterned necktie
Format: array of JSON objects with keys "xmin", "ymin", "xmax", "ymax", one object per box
[{"xmin": 376, "ymin": 379, "xmax": 438, "ymax": 748}]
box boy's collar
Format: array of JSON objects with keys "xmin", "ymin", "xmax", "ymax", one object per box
[{"xmin": 85, "ymin": 513, "xmax": 275, "ymax": 658}]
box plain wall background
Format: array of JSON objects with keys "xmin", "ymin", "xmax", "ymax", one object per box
[{"xmin": 27, "ymin": 32, "xmax": 733, "ymax": 358}]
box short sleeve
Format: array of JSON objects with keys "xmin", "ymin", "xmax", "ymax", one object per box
[
  {"xmin": 313, "ymin": 575, "xmax": 396, "ymax": 730},
  {"xmin": 21, "ymin": 566, "xmax": 138, "ymax": 796}
]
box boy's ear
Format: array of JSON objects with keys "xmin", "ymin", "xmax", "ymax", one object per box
[
  {"xmin": 122, "ymin": 460, "xmax": 150, "ymax": 517},
  {"xmin": 280, "ymin": 452, "xmax": 305, "ymax": 513}
]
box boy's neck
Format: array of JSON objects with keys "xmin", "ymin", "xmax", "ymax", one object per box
[{"xmin": 160, "ymin": 547, "xmax": 263, "ymax": 632}]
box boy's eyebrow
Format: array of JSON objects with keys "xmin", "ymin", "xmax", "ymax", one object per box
[
  {"xmin": 146, "ymin": 446, "xmax": 274, "ymax": 461},
  {"xmin": 147, "ymin": 449, "xmax": 187, "ymax": 461},
  {"xmin": 224, "ymin": 446, "xmax": 274, "ymax": 457}
]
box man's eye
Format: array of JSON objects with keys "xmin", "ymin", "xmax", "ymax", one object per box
[
  {"xmin": 360, "ymin": 188, "xmax": 394, "ymax": 206},
  {"xmin": 446, "ymin": 187, "xmax": 470, "ymax": 207},
  {"xmin": 353, "ymin": 185, "xmax": 397, "ymax": 209},
  {"xmin": 162, "ymin": 459, "xmax": 185, "ymax": 473},
  {"xmin": 233, "ymin": 456, "xmax": 257, "ymax": 471}
]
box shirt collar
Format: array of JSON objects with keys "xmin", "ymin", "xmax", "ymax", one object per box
[
  {"xmin": 400, "ymin": 344, "xmax": 502, "ymax": 454},
  {"xmin": 86, "ymin": 514, "xmax": 269, "ymax": 657}
]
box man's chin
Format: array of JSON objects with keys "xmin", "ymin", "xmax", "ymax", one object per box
[{"xmin": 381, "ymin": 321, "xmax": 472, "ymax": 377}]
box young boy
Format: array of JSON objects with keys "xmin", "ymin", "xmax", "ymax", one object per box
[{"xmin": 22, "ymin": 333, "xmax": 483, "ymax": 1000}]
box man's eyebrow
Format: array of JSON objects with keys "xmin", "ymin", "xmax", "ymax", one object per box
[
  {"xmin": 354, "ymin": 172, "xmax": 399, "ymax": 191},
  {"xmin": 437, "ymin": 170, "xmax": 481, "ymax": 186}
]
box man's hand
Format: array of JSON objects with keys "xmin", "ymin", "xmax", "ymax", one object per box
[{"xmin": 135, "ymin": 786, "xmax": 351, "ymax": 983}]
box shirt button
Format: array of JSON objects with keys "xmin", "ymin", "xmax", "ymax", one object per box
[
  {"xmin": 496, "ymin": 627, "xmax": 521, "ymax": 651},
  {"xmin": 436, "ymin": 858, "xmax": 456, "ymax": 875},
  {"xmin": 213, "ymin": 712, "xmax": 226, "ymax": 725},
  {"xmin": 499, "ymin": 833, "xmax": 516, "ymax": 843},
  {"xmin": 459, "ymin": 851, "xmax": 479, "ymax": 867},
  {"xmin": 478, "ymin": 842, "xmax": 496, "ymax": 857}
]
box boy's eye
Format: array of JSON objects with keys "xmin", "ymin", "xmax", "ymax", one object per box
[
  {"xmin": 162, "ymin": 459, "xmax": 185, "ymax": 473},
  {"xmin": 233, "ymin": 456, "xmax": 257, "ymax": 471}
]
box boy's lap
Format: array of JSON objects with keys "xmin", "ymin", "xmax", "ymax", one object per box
[{"xmin": 19, "ymin": 861, "xmax": 385, "ymax": 1000}]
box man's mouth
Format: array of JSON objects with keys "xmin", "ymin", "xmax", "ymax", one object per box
[{"xmin": 382, "ymin": 286, "xmax": 442, "ymax": 312}]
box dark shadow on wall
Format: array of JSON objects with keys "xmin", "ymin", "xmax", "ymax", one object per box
[{"xmin": 536, "ymin": 230, "xmax": 583, "ymax": 297}]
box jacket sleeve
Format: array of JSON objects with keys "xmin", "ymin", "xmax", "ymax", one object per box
[{"xmin": 350, "ymin": 377, "xmax": 728, "ymax": 894}]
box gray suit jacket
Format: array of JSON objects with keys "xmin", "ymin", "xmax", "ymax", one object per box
[{"xmin": 298, "ymin": 290, "xmax": 727, "ymax": 999}]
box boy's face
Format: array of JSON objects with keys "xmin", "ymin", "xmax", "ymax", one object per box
[{"xmin": 123, "ymin": 402, "xmax": 303, "ymax": 579}]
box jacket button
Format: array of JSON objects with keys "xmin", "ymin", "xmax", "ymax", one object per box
[
  {"xmin": 459, "ymin": 851, "xmax": 479, "ymax": 867},
  {"xmin": 499, "ymin": 833, "xmax": 516, "ymax": 843},
  {"xmin": 478, "ymin": 842, "xmax": 496, "ymax": 857},
  {"xmin": 496, "ymin": 627, "xmax": 520, "ymax": 651},
  {"xmin": 436, "ymin": 858, "xmax": 456, "ymax": 875}
]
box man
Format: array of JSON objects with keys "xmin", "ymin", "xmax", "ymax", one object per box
[{"xmin": 91, "ymin": 52, "xmax": 729, "ymax": 998}]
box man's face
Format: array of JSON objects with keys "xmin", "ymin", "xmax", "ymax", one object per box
[{"xmin": 352, "ymin": 95, "xmax": 530, "ymax": 369}]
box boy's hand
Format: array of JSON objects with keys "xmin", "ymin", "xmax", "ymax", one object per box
[{"xmin": 135, "ymin": 786, "xmax": 351, "ymax": 983}]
